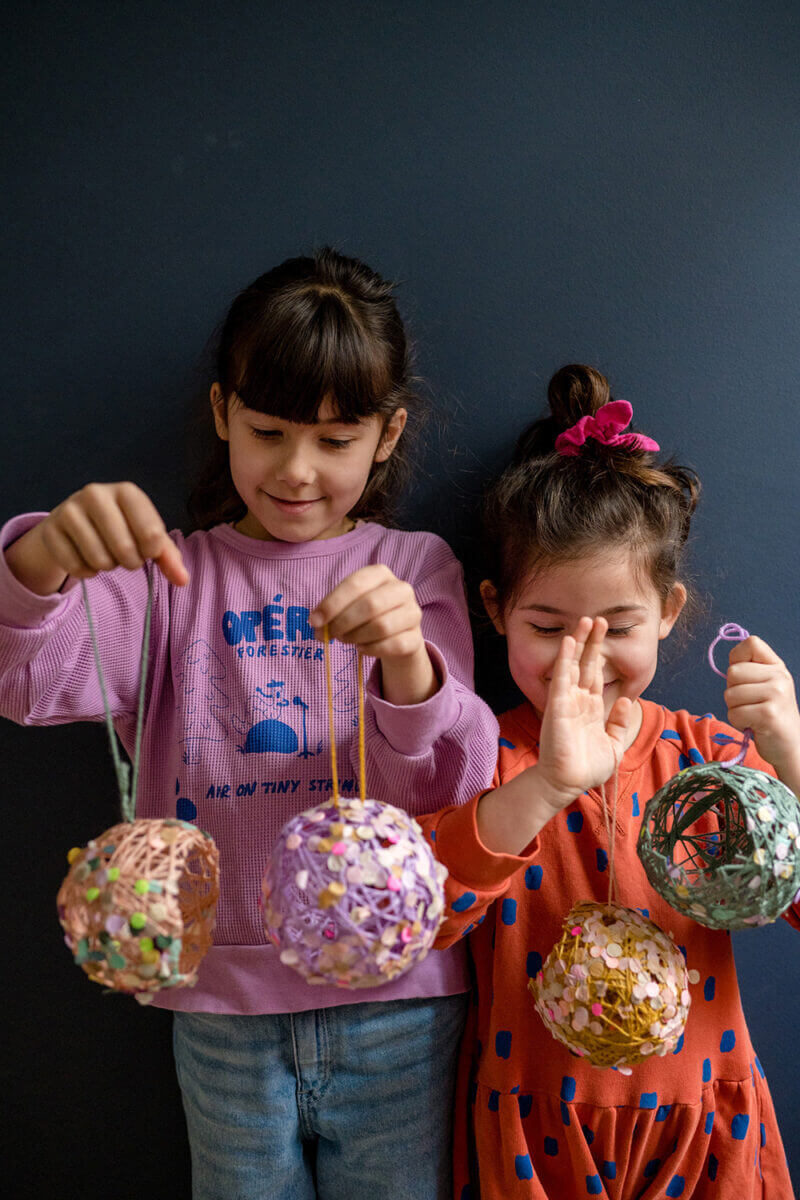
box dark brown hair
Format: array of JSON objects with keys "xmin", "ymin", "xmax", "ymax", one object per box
[
  {"xmin": 483, "ymin": 364, "xmax": 700, "ymax": 610},
  {"xmin": 188, "ymin": 247, "xmax": 420, "ymax": 529}
]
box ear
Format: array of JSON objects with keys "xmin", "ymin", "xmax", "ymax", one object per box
[
  {"xmin": 658, "ymin": 582, "xmax": 687, "ymax": 639},
  {"xmin": 480, "ymin": 579, "xmax": 505, "ymax": 635},
  {"xmin": 210, "ymin": 383, "xmax": 229, "ymax": 441},
  {"xmin": 373, "ymin": 407, "xmax": 408, "ymax": 463}
]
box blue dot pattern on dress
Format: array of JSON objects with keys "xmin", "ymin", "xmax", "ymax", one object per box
[
  {"xmin": 761, "ymin": 1122, "xmax": 766, "ymax": 1146},
  {"xmin": 640, "ymin": 1092, "xmax": 658, "ymax": 1109},
  {"xmin": 560, "ymin": 1102, "xmax": 571, "ymax": 1126},
  {"xmin": 525, "ymin": 864, "xmax": 543, "ymax": 890},
  {"xmin": 499, "ymin": 737, "xmax": 516, "ymax": 749},
  {"xmin": 459, "ymin": 1187, "xmax": 472, "ymax": 1200},
  {"xmin": 544, "ymin": 1136, "xmax": 558, "ymax": 1156},
  {"xmin": 487, "ymin": 1090, "xmax": 499, "ymax": 1112},
  {"xmin": 705, "ymin": 1111, "xmax": 715, "ymax": 1134},
  {"xmin": 526, "ymin": 951, "xmax": 543, "ymax": 978},
  {"xmin": 720, "ymin": 1029, "xmax": 736, "ymax": 1052},
  {"xmin": 661, "ymin": 729, "xmax": 681, "ymax": 740},
  {"xmin": 515, "ymin": 1154, "xmax": 533, "ymax": 1180},
  {"xmin": 731, "ymin": 1113, "xmax": 749, "ymax": 1139},
  {"xmin": 452, "ymin": 892, "xmax": 476, "ymax": 912},
  {"xmin": 673, "ymin": 1033, "xmax": 684, "ymax": 1055},
  {"xmin": 644, "ymin": 1158, "xmax": 661, "ymax": 1177},
  {"xmin": 586, "ymin": 1175, "xmax": 602, "ymax": 1195},
  {"xmin": 596, "ymin": 848, "xmax": 608, "ymax": 872},
  {"xmin": 518, "ymin": 1094, "xmax": 533, "ymax": 1119},
  {"xmin": 666, "ymin": 1176, "xmax": 685, "ymax": 1197},
  {"xmin": 561, "ymin": 1076, "xmax": 577, "ymax": 1101},
  {"xmin": 582, "ymin": 1123, "xmax": 595, "ymax": 1145},
  {"xmin": 702, "ymin": 1058, "xmax": 712, "ymax": 1082},
  {"xmin": 656, "ymin": 1104, "xmax": 672, "ymax": 1121},
  {"xmin": 708, "ymin": 1154, "xmax": 719, "ymax": 1180},
  {"xmin": 495, "ymin": 1030, "xmax": 512, "ymax": 1059},
  {"xmin": 632, "ymin": 791, "xmax": 640, "ymax": 816},
  {"xmin": 501, "ymin": 898, "xmax": 517, "ymax": 925},
  {"xmin": 755, "ymin": 1055, "xmax": 765, "ymax": 1078},
  {"xmin": 704, "ymin": 975, "xmax": 716, "ymax": 1001},
  {"xmin": 566, "ymin": 811, "xmax": 583, "ymax": 832},
  {"xmin": 601, "ymin": 1161, "xmax": 617, "ymax": 1179}
]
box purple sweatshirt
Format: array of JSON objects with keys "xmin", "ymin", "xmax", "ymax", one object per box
[{"xmin": 0, "ymin": 514, "xmax": 499, "ymax": 1014}]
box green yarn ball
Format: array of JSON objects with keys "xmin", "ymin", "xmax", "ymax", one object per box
[{"xmin": 637, "ymin": 762, "xmax": 800, "ymax": 930}]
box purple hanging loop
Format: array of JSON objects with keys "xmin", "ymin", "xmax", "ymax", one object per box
[{"xmin": 707, "ymin": 622, "xmax": 753, "ymax": 765}]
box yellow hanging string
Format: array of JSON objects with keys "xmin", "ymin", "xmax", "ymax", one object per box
[
  {"xmin": 600, "ymin": 752, "xmax": 621, "ymax": 911},
  {"xmin": 322, "ymin": 626, "xmax": 367, "ymax": 807}
]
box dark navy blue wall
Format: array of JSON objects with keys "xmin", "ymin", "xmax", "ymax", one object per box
[{"xmin": 3, "ymin": 3, "xmax": 799, "ymax": 1194}]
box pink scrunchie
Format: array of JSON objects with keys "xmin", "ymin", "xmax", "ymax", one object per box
[{"xmin": 554, "ymin": 399, "xmax": 660, "ymax": 457}]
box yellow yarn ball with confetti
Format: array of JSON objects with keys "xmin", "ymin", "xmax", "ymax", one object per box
[{"xmin": 529, "ymin": 900, "xmax": 690, "ymax": 1071}]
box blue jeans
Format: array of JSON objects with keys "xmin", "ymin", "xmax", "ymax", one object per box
[{"xmin": 173, "ymin": 993, "xmax": 467, "ymax": 1200}]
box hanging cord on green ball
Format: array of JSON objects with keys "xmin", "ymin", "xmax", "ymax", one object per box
[{"xmin": 81, "ymin": 572, "xmax": 154, "ymax": 824}]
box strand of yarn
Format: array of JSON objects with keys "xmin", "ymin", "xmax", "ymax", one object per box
[
  {"xmin": 321, "ymin": 627, "xmax": 368, "ymax": 805},
  {"xmin": 599, "ymin": 753, "xmax": 621, "ymax": 909},
  {"xmin": 81, "ymin": 573, "xmax": 153, "ymax": 823},
  {"xmin": 356, "ymin": 648, "xmax": 366, "ymax": 802},
  {"xmin": 322, "ymin": 625, "xmax": 340, "ymax": 805},
  {"xmin": 707, "ymin": 622, "xmax": 752, "ymax": 765}
]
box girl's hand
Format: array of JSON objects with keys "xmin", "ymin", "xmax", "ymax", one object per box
[
  {"xmin": 725, "ymin": 635, "xmax": 800, "ymax": 792},
  {"xmin": 309, "ymin": 564, "xmax": 436, "ymax": 706},
  {"xmin": 5, "ymin": 482, "xmax": 189, "ymax": 595},
  {"xmin": 536, "ymin": 616, "xmax": 634, "ymax": 814}
]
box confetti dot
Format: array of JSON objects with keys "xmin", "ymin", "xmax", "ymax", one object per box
[
  {"xmin": 560, "ymin": 1076, "xmax": 577, "ymax": 1101},
  {"xmin": 452, "ymin": 892, "xmax": 476, "ymax": 912},
  {"xmin": 720, "ymin": 1029, "xmax": 736, "ymax": 1052},
  {"xmin": 704, "ymin": 976, "xmax": 716, "ymax": 1001},
  {"xmin": 582, "ymin": 1124, "xmax": 595, "ymax": 1145},
  {"xmin": 517, "ymin": 1094, "xmax": 533, "ymax": 1119},
  {"xmin": 596, "ymin": 849, "xmax": 608, "ymax": 872},
  {"xmin": 586, "ymin": 1176, "xmax": 602, "ymax": 1195},
  {"xmin": 656, "ymin": 1104, "xmax": 672, "ymax": 1122},
  {"xmin": 544, "ymin": 1136, "xmax": 558, "ymax": 1156},
  {"xmin": 601, "ymin": 1161, "xmax": 617, "ymax": 1179},
  {"xmin": 708, "ymin": 1154, "xmax": 719, "ymax": 1180},
  {"xmin": 526, "ymin": 951, "xmax": 543, "ymax": 978},
  {"xmin": 644, "ymin": 1158, "xmax": 661, "ymax": 1178},
  {"xmin": 566, "ymin": 811, "xmax": 584, "ymax": 833},
  {"xmin": 487, "ymin": 1090, "xmax": 499, "ymax": 1112},
  {"xmin": 666, "ymin": 1177, "xmax": 685, "ymax": 1197},
  {"xmin": 702, "ymin": 1058, "xmax": 712, "ymax": 1082},
  {"xmin": 501, "ymin": 898, "xmax": 517, "ymax": 925},
  {"xmin": 704, "ymin": 1111, "xmax": 715, "ymax": 1134},
  {"xmin": 640, "ymin": 1092, "xmax": 658, "ymax": 1110}
]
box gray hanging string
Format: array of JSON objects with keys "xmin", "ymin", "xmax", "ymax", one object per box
[{"xmin": 81, "ymin": 572, "xmax": 154, "ymax": 823}]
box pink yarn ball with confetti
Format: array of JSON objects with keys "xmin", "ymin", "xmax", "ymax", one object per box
[{"xmin": 262, "ymin": 797, "xmax": 447, "ymax": 988}]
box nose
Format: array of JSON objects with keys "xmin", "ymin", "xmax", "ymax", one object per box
[{"xmin": 275, "ymin": 442, "xmax": 315, "ymax": 489}]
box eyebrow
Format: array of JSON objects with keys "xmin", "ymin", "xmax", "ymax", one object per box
[{"xmin": 520, "ymin": 604, "xmax": 647, "ymax": 616}]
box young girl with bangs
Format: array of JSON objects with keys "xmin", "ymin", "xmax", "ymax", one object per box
[
  {"xmin": 0, "ymin": 248, "xmax": 498, "ymax": 1199},
  {"xmin": 421, "ymin": 364, "xmax": 800, "ymax": 1199}
]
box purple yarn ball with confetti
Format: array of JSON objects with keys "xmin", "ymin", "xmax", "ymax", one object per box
[{"xmin": 261, "ymin": 797, "xmax": 448, "ymax": 988}]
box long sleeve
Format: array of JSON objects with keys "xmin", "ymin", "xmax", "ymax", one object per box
[
  {"xmin": 0, "ymin": 513, "xmax": 155, "ymax": 728},
  {"xmin": 417, "ymin": 781, "xmax": 540, "ymax": 949},
  {"xmin": 359, "ymin": 550, "xmax": 500, "ymax": 813}
]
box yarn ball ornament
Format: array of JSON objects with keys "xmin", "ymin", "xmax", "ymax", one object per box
[
  {"xmin": 638, "ymin": 762, "xmax": 800, "ymax": 929},
  {"xmin": 262, "ymin": 797, "xmax": 448, "ymax": 988},
  {"xmin": 57, "ymin": 818, "xmax": 219, "ymax": 994},
  {"xmin": 529, "ymin": 901, "xmax": 690, "ymax": 1071}
]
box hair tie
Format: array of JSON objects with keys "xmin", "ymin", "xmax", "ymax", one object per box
[{"xmin": 555, "ymin": 399, "xmax": 660, "ymax": 458}]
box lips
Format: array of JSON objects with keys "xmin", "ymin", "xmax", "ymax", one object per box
[{"xmin": 266, "ymin": 493, "xmax": 323, "ymax": 513}]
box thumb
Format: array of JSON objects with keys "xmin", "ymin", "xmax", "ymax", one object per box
[{"xmin": 605, "ymin": 696, "xmax": 633, "ymax": 749}]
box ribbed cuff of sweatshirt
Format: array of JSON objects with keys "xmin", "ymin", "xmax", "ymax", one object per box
[
  {"xmin": 0, "ymin": 513, "xmax": 75, "ymax": 627},
  {"xmin": 433, "ymin": 790, "xmax": 540, "ymax": 891},
  {"xmin": 366, "ymin": 641, "xmax": 461, "ymax": 756}
]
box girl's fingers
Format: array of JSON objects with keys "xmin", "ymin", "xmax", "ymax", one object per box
[
  {"xmin": 549, "ymin": 634, "xmax": 578, "ymax": 701},
  {"xmin": 606, "ymin": 696, "xmax": 633, "ymax": 747},
  {"xmin": 725, "ymin": 684, "xmax": 786, "ymax": 710},
  {"xmin": 329, "ymin": 602, "xmax": 421, "ymax": 649},
  {"xmin": 577, "ymin": 617, "xmax": 606, "ymax": 691},
  {"xmin": 40, "ymin": 522, "xmax": 99, "ymax": 579},
  {"xmin": 309, "ymin": 565, "xmax": 396, "ymax": 629},
  {"xmin": 114, "ymin": 484, "xmax": 188, "ymax": 583},
  {"xmin": 728, "ymin": 636, "xmax": 783, "ymax": 667}
]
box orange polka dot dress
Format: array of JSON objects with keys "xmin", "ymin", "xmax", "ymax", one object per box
[{"xmin": 420, "ymin": 700, "xmax": 797, "ymax": 1199}]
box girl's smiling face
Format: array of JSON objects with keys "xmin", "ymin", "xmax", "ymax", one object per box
[
  {"xmin": 482, "ymin": 550, "xmax": 686, "ymax": 740},
  {"xmin": 211, "ymin": 387, "xmax": 406, "ymax": 542}
]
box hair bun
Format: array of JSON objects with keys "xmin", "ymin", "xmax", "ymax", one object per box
[
  {"xmin": 547, "ymin": 364, "xmax": 611, "ymax": 428},
  {"xmin": 512, "ymin": 363, "xmax": 612, "ymax": 463}
]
